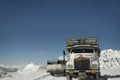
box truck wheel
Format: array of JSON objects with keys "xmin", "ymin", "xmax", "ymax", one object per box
[
  {"xmin": 102, "ymin": 75, "xmax": 108, "ymax": 80},
  {"xmin": 67, "ymin": 75, "xmax": 72, "ymax": 80},
  {"xmin": 96, "ymin": 72, "xmax": 100, "ymax": 80},
  {"xmin": 50, "ymin": 73, "xmax": 54, "ymax": 76}
]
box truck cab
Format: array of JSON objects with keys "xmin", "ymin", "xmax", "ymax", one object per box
[{"xmin": 66, "ymin": 38, "xmax": 101, "ymax": 80}]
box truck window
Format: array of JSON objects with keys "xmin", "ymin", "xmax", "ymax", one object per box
[{"xmin": 72, "ymin": 49, "xmax": 93, "ymax": 53}]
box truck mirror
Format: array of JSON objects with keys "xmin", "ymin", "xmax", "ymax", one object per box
[
  {"xmin": 98, "ymin": 49, "xmax": 101, "ymax": 53},
  {"xmin": 63, "ymin": 50, "xmax": 66, "ymax": 64},
  {"xmin": 63, "ymin": 50, "xmax": 66, "ymax": 55}
]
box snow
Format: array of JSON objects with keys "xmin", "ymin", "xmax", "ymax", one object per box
[
  {"xmin": 19, "ymin": 63, "xmax": 40, "ymax": 72},
  {"xmin": 0, "ymin": 49, "xmax": 120, "ymax": 80},
  {"xmin": 100, "ymin": 49, "xmax": 120, "ymax": 76},
  {"xmin": 0, "ymin": 63, "xmax": 47, "ymax": 80}
]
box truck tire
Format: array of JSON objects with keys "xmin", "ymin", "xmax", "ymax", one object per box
[
  {"xmin": 50, "ymin": 73, "xmax": 55, "ymax": 76},
  {"xmin": 96, "ymin": 72, "xmax": 100, "ymax": 80},
  {"xmin": 102, "ymin": 75, "xmax": 108, "ymax": 80},
  {"xmin": 67, "ymin": 75, "xmax": 72, "ymax": 80}
]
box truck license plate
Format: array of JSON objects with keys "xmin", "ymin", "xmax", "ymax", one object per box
[
  {"xmin": 69, "ymin": 70, "xmax": 73, "ymax": 74},
  {"xmin": 79, "ymin": 72, "xmax": 86, "ymax": 76}
]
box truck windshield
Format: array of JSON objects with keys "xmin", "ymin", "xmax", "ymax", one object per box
[{"xmin": 72, "ymin": 49, "xmax": 93, "ymax": 53}]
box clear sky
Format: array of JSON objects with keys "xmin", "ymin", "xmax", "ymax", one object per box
[{"xmin": 0, "ymin": 0, "xmax": 120, "ymax": 64}]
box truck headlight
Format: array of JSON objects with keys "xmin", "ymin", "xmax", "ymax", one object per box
[
  {"xmin": 68, "ymin": 64, "xmax": 73, "ymax": 68},
  {"xmin": 91, "ymin": 64, "xmax": 97, "ymax": 69},
  {"xmin": 91, "ymin": 70, "xmax": 96, "ymax": 74}
]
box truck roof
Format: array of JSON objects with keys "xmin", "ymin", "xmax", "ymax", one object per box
[{"xmin": 66, "ymin": 38, "xmax": 99, "ymax": 49}]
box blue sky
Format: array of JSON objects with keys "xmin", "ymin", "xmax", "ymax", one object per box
[{"xmin": 0, "ymin": 0, "xmax": 120, "ymax": 64}]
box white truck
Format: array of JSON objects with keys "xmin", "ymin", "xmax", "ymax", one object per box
[{"xmin": 47, "ymin": 38, "xmax": 106, "ymax": 80}]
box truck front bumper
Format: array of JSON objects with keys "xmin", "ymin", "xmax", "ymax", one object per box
[{"xmin": 66, "ymin": 69, "xmax": 100, "ymax": 76}]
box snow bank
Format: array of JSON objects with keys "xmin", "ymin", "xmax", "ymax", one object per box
[{"xmin": 100, "ymin": 49, "xmax": 120, "ymax": 75}]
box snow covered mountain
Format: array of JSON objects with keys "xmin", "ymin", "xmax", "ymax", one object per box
[
  {"xmin": 0, "ymin": 49, "xmax": 120, "ymax": 80},
  {"xmin": 0, "ymin": 63, "xmax": 65, "ymax": 80}
]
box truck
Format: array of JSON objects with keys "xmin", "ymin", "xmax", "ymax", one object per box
[{"xmin": 47, "ymin": 38, "xmax": 106, "ymax": 80}]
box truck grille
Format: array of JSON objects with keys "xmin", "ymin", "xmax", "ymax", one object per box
[{"xmin": 74, "ymin": 58, "xmax": 90, "ymax": 70}]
